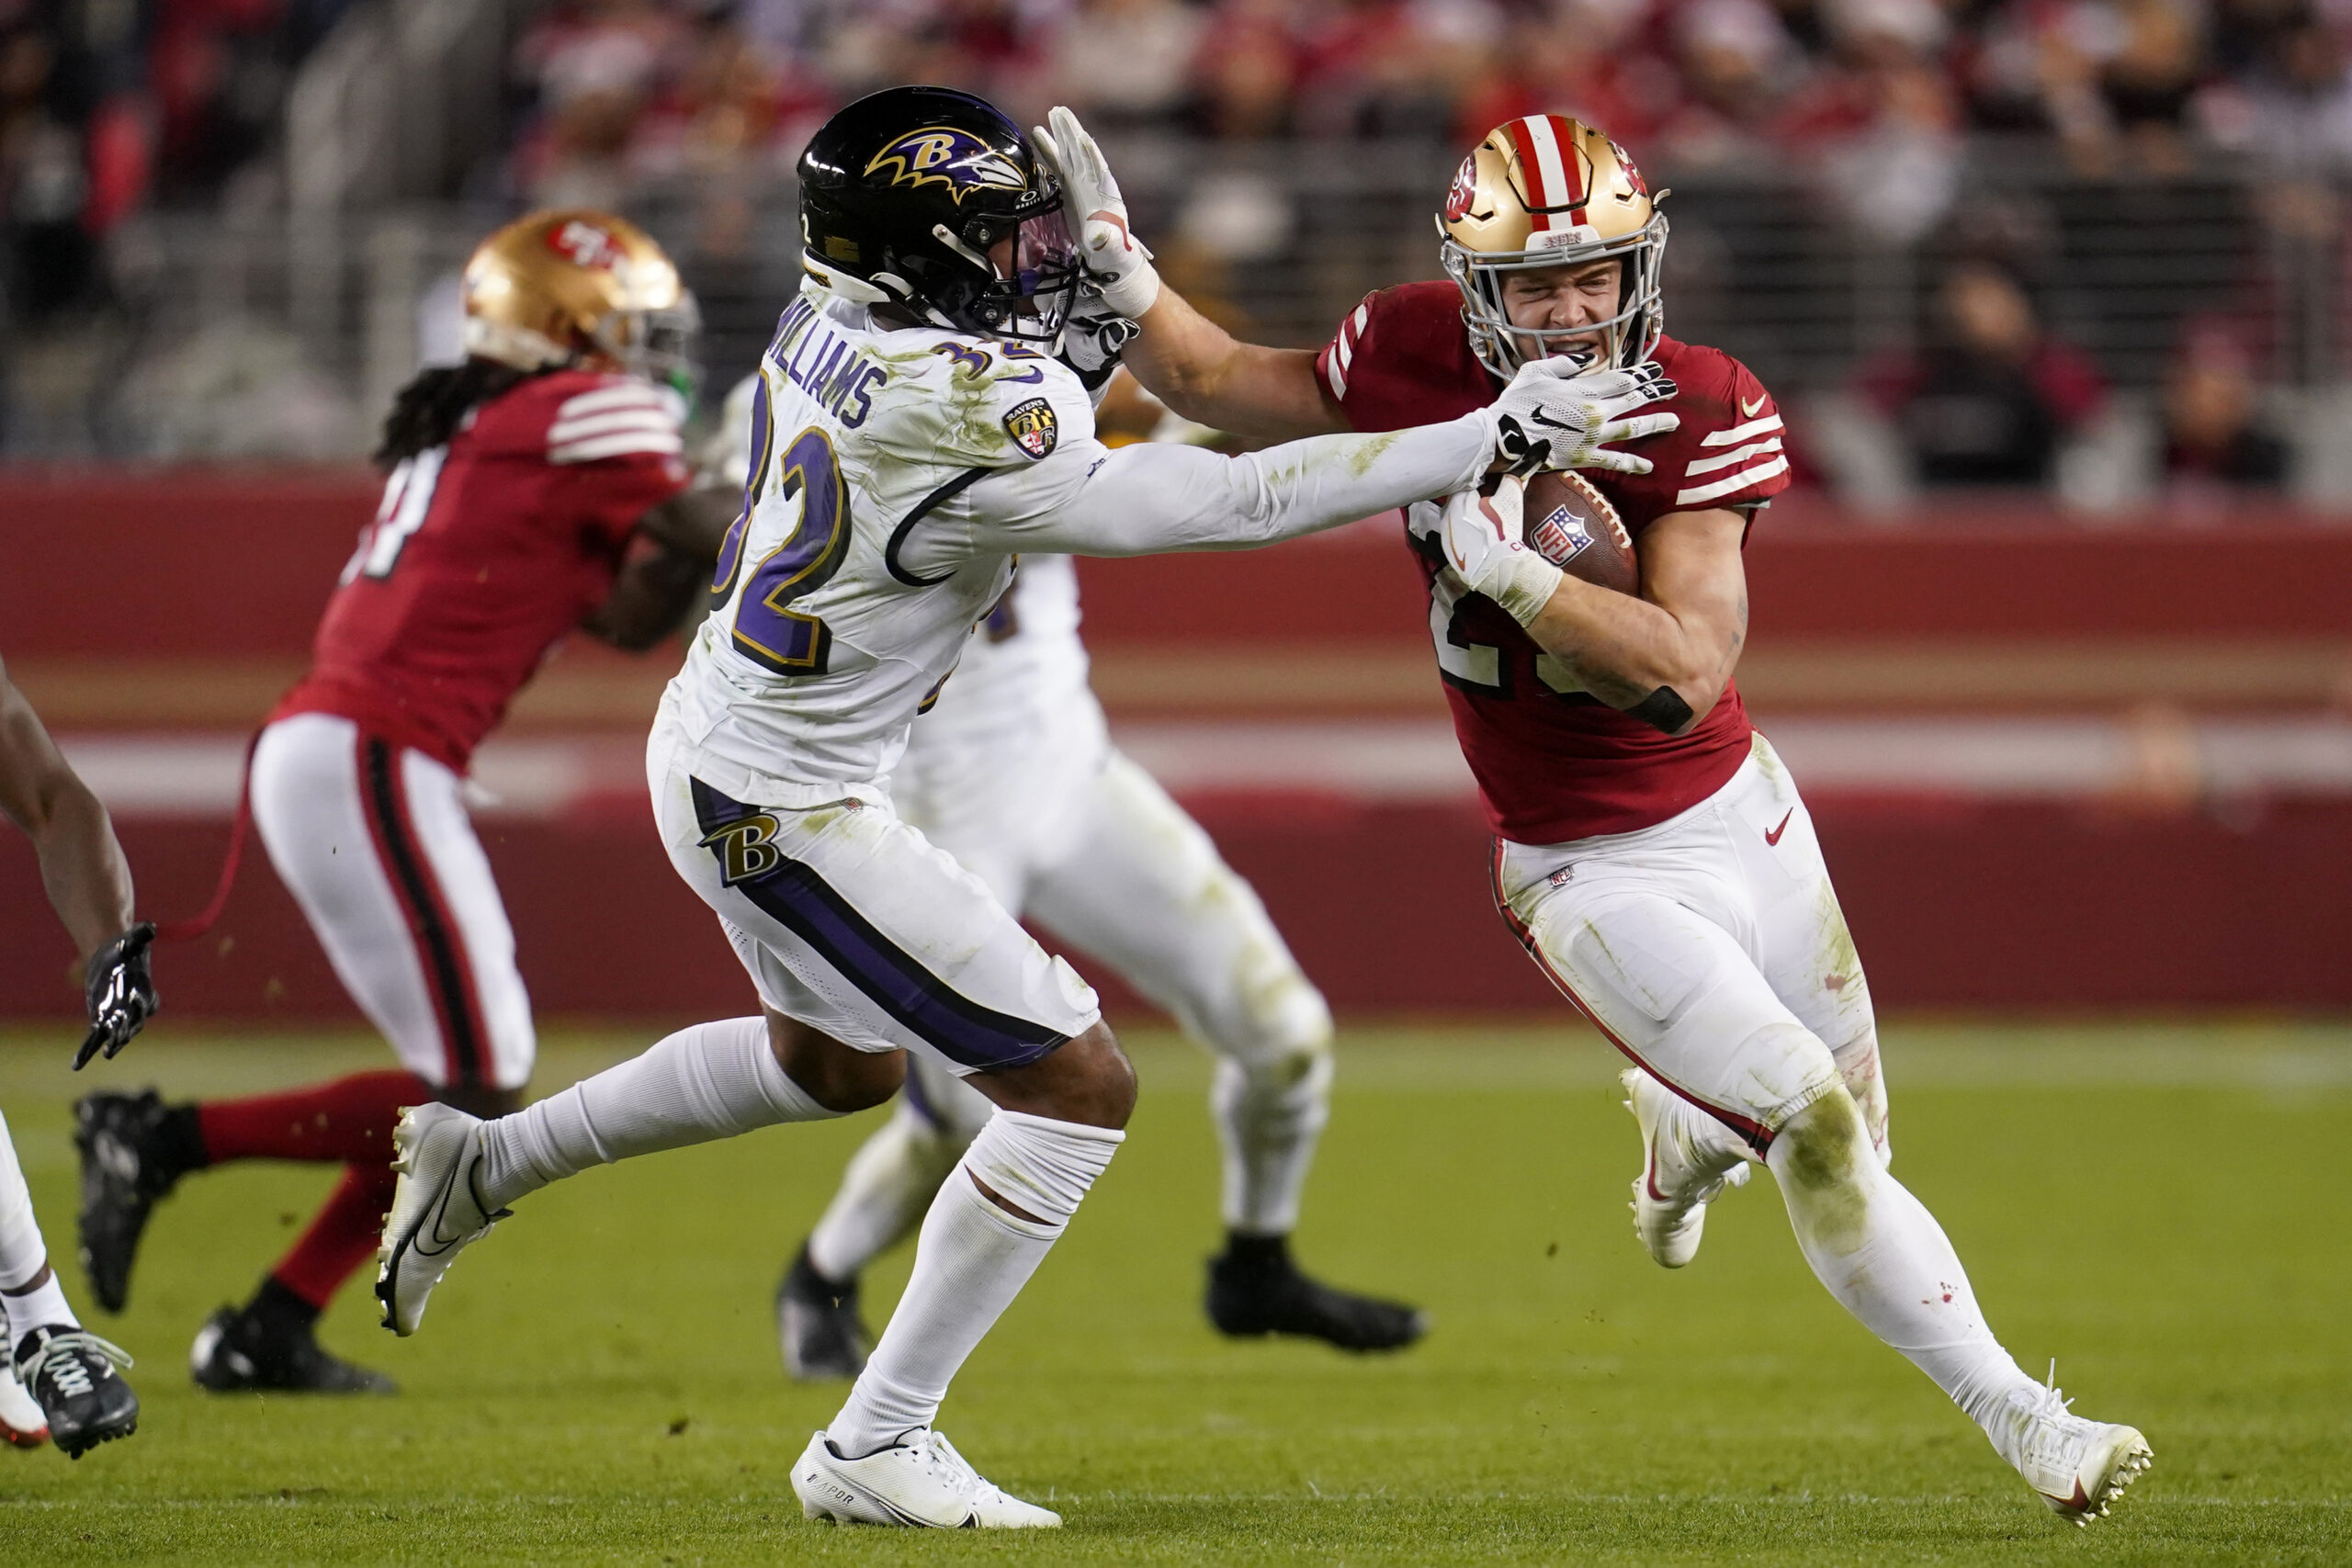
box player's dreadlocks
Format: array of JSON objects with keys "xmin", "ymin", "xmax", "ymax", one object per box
[{"xmin": 374, "ymin": 358, "xmax": 533, "ymax": 469}]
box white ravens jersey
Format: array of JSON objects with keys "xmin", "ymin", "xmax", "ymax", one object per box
[
  {"xmin": 908, "ymin": 553, "xmax": 1092, "ymax": 754},
  {"xmin": 658, "ymin": 287, "xmax": 1097, "ymax": 798}
]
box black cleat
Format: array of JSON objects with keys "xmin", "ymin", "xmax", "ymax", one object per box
[
  {"xmin": 1206, "ymin": 1235, "xmax": 1428, "ymax": 1352},
  {"xmin": 776, "ymin": 1245, "xmax": 871, "ymax": 1381},
  {"xmin": 190, "ymin": 1304, "xmax": 397, "ymax": 1394},
  {"xmin": 15, "ymin": 1326, "xmax": 138, "ymax": 1459},
  {"xmin": 74, "ymin": 1089, "xmax": 201, "ymax": 1314}
]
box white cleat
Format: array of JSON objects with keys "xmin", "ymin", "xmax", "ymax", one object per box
[
  {"xmin": 375, "ymin": 1101, "xmax": 509, "ymax": 1337},
  {"xmin": 792, "ymin": 1427, "xmax": 1061, "ymax": 1529},
  {"xmin": 1990, "ymin": 1368, "xmax": 2154, "ymax": 1527},
  {"xmin": 1623, "ymin": 1067, "xmax": 1751, "ymax": 1268},
  {"xmin": 0, "ymin": 1365, "xmax": 49, "ymax": 1449}
]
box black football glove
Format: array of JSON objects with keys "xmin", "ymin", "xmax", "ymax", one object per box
[
  {"xmin": 74, "ymin": 921, "xmax": 158, "ymax": 1071},
  {"xmin": 1059, "ymin": 304, "xmax": 1141, "ymax": 399}
]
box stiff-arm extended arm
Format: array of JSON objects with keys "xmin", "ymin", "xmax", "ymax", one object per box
[{"xmin": 927, "ymin": 415, "xmax": 1492, "ymax": 566}]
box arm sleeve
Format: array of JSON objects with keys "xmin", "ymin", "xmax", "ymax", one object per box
[{"xmin": 952, "ymin": 414, "xmax": 1493, "ymax": 559}]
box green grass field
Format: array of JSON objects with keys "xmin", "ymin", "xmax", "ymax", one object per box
[{"xmin": 1, "ymin": 1021, "xmax": 2346, "ymax": 1564}]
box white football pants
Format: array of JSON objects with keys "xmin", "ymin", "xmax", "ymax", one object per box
[
  {"xmin": 0, "ymin": 1107, "xmax": 51, "ymax": 1292},
  {"xmin": 252, "ymin": 713, "xmax": 536, "ymax": 1090},
  {"xmin": 1491, "ymin": 733, "xmax": 1888, "ymax": 1158}
]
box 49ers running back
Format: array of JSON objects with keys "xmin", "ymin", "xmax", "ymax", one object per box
[
  {"xmin": 1038, "ymin": 104, "xmax": 2154, "ymax": 1527},
  {"xmin": 74, "ymin": 209, "xmax": 730, "ymax": 1394}
]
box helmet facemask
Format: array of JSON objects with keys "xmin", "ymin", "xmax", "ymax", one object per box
[
  {"xmin": 925, "ymin": 188, "xmax": 1085, "ymax": 347},
  {"xmin": 1443, "ymin": 211, "xmax": 1668, "ymax": 379},
  {"xmin": 589, "ymin": 291, "xmax": 704, "ymax": 404}
]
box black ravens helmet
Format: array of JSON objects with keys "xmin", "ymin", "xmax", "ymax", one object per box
[{"xmin": 797, "ymin": 85, "xmax": 1083, "ymax": 346}]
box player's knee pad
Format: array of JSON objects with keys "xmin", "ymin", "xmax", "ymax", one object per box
[
  {"xmin": 1725, "ymin": 1019, "xmax": 1845, "ymax": 1141},
  {"xmin": 1212, "ymin": 1038, "xmax": 1333, "ymax": 1131},
  {"xmin": 956, "ymin": 1109, "xmax": 1125, "ymax": 1236}
]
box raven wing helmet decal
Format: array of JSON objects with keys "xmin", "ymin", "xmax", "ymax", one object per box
[{"xmin": 864, "ymin": 127, "xmax": 1028, "ymax": 204}]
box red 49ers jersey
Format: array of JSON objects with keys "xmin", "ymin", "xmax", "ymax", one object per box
[
  {"xmin": 274, "ymin": 369, "xmax": 690, "ymax": 771},
  {"xmin": 1315, "ymin": 280, "xmax": 1790, "ymax": 844}
]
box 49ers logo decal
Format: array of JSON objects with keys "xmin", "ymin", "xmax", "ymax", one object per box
[
  {"xmin": 1443, "ymin": 153, "xmax": 1480, "ymax": 222},
  {"xmin": 865, "ymin": 127, "xmax": 1026, "ymax": 205},
  {"xmin": 547, "ymin": 219, "xmax": 623, "ymax": 271}
]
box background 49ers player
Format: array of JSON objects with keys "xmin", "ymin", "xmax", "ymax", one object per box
[
  {"xmin": 1036, "ymin": 106, "xmax": 2155, "ymax": 1526},
  {"xmin": 71, "ymin": 210, "xmax": 730, "ymax": 1393}
]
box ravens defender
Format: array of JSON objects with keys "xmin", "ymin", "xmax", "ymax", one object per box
[
  {"xmin": 1043, "ymin": 106, "xmax": 2154, "ymax": 1526},
  {"xmin": 371, "ymin": 86, "xmax": 1669, "ymax": 1529},
  {"xmin": 73, "ymin": 210, "xmax": 732, "ymax": 1393},
  {"xmin": 0, "ymin": 657, "xmax": 145, "ymax": 1456},
  {"xmin": 699, "ymin": 365, "xmax": 1426, "ymax": 1381}
]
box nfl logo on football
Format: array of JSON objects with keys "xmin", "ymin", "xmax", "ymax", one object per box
[{"xmin": 1529, "ymin": 503, "xmax": 1595, "ymax": 564}]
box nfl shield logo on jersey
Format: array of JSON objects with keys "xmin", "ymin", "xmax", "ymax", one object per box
[
  {"xmin": 1529, "ymin": 503, "xmax": 1595, "ymax": 564},
  {"xmin": 1003, "ymin": 398, "xmax": 1058, "ymax": 459}
]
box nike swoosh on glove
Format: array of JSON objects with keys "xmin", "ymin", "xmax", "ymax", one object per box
[
  {"xmin": 1483, "ymin": 359, "xmax": 1679, "ymax": 477},
  {"xmin": 1031, "ymin": 107, "xmax": 1160, "ymax": 318},
  {"xmin": 75, "ymin": 921, "xmax": 158, "ymax": 1070},
  {"xmin": 1437, "ymin": 476, "xmax": 1563, "ymax": 626}
]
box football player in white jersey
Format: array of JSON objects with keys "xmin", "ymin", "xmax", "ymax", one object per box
[
  {"xmin": 692, "ymin": 369, "xmax": 1425, "ymax": 1380},
  {"xmin": 375, "ymin": 85, "xmax": 1676, "ymax": 1529},
  {"xmin": 0, "ymin": 656, "xmax": 144, "ymax": 1457}
]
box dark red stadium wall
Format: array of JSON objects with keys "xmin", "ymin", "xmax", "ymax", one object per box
[
  {"xmin": 3, "ymin": 797, "xmax": 2346, "ymax": 1031},
  {"xmin": 6, "ymin": 472, "xmax": 2349, "ymax": 655},
  {"xmin": 5, "ymin": 473, "xmax": 2349, "ymax": 1023}
]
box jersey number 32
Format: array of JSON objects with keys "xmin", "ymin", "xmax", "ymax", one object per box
[{"xmin": 708, "ymin": 378, "xmax": 849, "ymax": 676}]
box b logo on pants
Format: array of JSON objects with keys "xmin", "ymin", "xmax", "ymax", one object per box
[{"xmin": 699, "ymin": 812, "xmax": 786, "ymax": 886}]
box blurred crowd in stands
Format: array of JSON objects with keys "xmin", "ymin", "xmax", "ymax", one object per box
[
  {"xmin": 501, "ymin": 0, "xmax": 2352, "ymax": 205},
  {"xmin": 4, "ymin": 0, "xmax": 2350, "ymax": 496}
]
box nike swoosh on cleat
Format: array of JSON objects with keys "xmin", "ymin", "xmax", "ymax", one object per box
[{"xmin": 1764, "ymin": 809, "xmax": 1793, "ymax": 846}]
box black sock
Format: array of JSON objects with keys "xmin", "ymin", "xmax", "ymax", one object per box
[
  {"xmin": 157, "ymin": 1104, "xmax": 210, "ymax": 1174},
  {"xmin": 246, "ymin": 1276, "xmax": 322, "ymax": 1340},
  {"xmin": 792, "ymin": 1244, "xmax": 855, "ymax": 1303},
  {"xmin": 1222, "ymin": 1232, "xmax": 1291, "ymax": 1269}
]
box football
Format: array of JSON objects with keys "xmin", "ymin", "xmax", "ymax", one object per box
[{"xmin": 1522, "ymin": 469, "xmax": 1639, "ymax": 594}]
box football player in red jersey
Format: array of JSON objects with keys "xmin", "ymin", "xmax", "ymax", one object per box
[
  {"xmin": 70, "ymin": 209, "xmax": 734, "ymax": 1393},
  {"xmin": 1032, "ymin": 107, "xmax": 2154, "ymax": 1525}
]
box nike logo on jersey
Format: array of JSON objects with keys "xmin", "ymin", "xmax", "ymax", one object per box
[
  {"xmin": 1741, "ymin": 392, "xmax": 1767, "ymax": 418},
  {"xmin": 1764, "ymin": 809, "xmax": 1793, "ymax": 846}
]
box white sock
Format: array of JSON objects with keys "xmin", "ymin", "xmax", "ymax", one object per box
[
  {"xmin": 481, "ymin": 1018, "xmax": 837, "ymax": 1210},
  {"xmin": 0, "ymin": 1109, "xmax": 55, "ymax": 1296},
  {"xmin": 806, "ymin": 1101, "xmax": 973, "ymax": 1282},
  {"xmin": 1210, "ymin": 1043, "xmax": 1332, "ymax": 1235},
  {"xmin": 1768, "ymin": 1090, "xmax": 2036, "ymax": 1432},
  {"xmin": 827, "ymin": 1110, "xmax": 1122, "ymax": 1455},
  {"xmin": 2, "ymin": 1273, "xmax": 76, "ymax": 1347}
]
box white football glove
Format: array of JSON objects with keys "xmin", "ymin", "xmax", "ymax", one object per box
[
  {"xmin": 1059, "ymin": 299, "xmax": 1140, "ymax": 401},
  {"xmin": 1436, "ymin": 476, "xmax": 1563, "ymax": 626},
  {"xmin": 1032, "ymin": 106, "xmax": 1161, "ymax": 318},
  {"xmin": 1481, "ymin": 358, "xmax": 1680, "ymax": 477}
]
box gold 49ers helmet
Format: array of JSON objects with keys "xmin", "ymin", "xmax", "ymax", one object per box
[
  {"xmin": 460, "ymin": 209, "xmax": 701, "ymax": 395},
  {"xmin": 1438, "ymin": 116, "xmax": 1667, "ymax": 378}
]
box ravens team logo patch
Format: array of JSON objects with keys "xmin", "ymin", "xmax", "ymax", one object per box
[
  {"xmin": 1003, "ymin": 398, "xmax": 1058, "ymax": 460},
  {"xmin": 865, "ymin": 127, "xmax": 1026, "ymax": 205}
]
